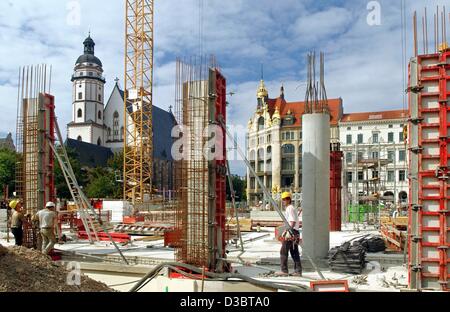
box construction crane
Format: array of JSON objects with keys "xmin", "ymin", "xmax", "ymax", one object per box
[{"xmin": 123, "ymin": 0, "xmax": 154, "ymax": 210}]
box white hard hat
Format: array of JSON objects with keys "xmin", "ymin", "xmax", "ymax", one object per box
[{"xmin": 46, "ymin": 201, "xmax": 55, "ymax": 208}]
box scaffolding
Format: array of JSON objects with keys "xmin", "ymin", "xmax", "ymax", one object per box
[
  {"xmin": 123, "ymin": 0, "xmax": 154, "ymax": 209},
  {"xmin": 174, "ymin": 56, "xmax": 228, "ymax": 272},
  {"xmin": 15, "ymin": 65, "xmax": 55, "ymax": 248}
]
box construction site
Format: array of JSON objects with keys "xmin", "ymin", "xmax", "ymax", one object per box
[{"xmin": 0, "ymin": 1, "xmax": 450, "ymax": 294}]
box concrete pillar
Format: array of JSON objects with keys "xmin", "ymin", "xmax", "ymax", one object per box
[
  {"xmin": 294, "ymin": 143, "xmax": 300, "ymax": 190},
  {"xmin": 302, "ymin": 113, "xmax": 330, "ymax": 260},
  {"xmin": 272, "ymin": 127, "xmax": 281, "ymax": 190}
]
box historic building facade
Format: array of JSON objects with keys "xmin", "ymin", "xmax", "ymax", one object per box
[{"xmin": 245, "ymin": 79, "xmax": 343, "ymax": 204}]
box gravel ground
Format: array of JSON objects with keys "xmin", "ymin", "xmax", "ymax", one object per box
[{"xmin": 0, "ymin": 244, "xmax": 114, "ymax": 292}]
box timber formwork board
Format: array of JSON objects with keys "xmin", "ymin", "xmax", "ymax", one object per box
[{"xmin": 408, "ymin": 51, "xmax": 450, "ymax": 291}]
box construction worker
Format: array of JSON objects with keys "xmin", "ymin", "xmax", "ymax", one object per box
[
  {"xmin": 33, "ymin": 201, "xmax": 57, "ymax": 255},
  {"xmin": 9, "ymin": 199, "xmax": 25, "ymax": 246},
  {"xmin": 276, "ymin": 191, "xmax": 302, "ymax": 277}
]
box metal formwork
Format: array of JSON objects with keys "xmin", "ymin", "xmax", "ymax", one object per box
[
  {"xmin": 408, "ymin": 51, "xmax": 450, "ymax": 291},
  {"xmin": 174, "ymin": 56, "xmax": 228, "ymax": 272},
  {"xmin": 330, "ymin": 149, "xmax": 343, "ymax": 231},
  {"xmin": 15, "ymin": 65, "xmax": 55, "ymax": 248}
]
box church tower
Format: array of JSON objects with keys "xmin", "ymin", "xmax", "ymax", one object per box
[{"xmin": 67, "ymin": 34, "xmax": 106, "ymax": 146}]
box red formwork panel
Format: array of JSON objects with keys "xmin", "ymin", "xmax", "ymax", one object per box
[
  {"xmin": 408, "ymin": 51, "xmax": 450, "ymax": 291},
  {"xmin": 330, "ymin": 151, "xmax": 343, "ymax": 231},
  {"xmin": 43, "ymin": 94, "xmax": 56, "ymax": 204},
  {"xmin": 213, "ymin": 69, "xmax": 229, "ymax": 272}
]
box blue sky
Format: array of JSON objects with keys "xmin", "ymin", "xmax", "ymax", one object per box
[{"xmin": 0, "ymin": 0, "xmax": 449, "ymax": 175}]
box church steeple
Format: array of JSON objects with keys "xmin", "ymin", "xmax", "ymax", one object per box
[{"xmin": 83, "ymin": 34, "xmax": 95, "ymax": 55}]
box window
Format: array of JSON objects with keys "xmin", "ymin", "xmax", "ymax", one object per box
[
  {"xmin": 399, "ymin": 150, "xmax": 406, "ymax": 162},
  {"xmin": 107, "ymin": 127, "xmax": 111, "ymax": 140},
  {"xmin": 358, "ymin": 151, "xmax": 364, "ymax": 161},
  {"xmin": 388, "ymin": 150, "xmax": 395, "ymax": 161},
  {"xmin": 389, "ymin": 124, "xmax": 393, "ymax": 128},
  {"xmin": 357, "ymin": 134, "xmax": 363, "ymax": 144},
  {"xmin": 89, "ymin": 72, "xmax": 93, "ymax": 76},
  {"xmin": 266, "ymin": 146, "xmax": 272, "ymax": 155},
  {"xmin": 347, "ymin": 127, "xmax": 351, "ymax": 131},
  {"xmin": 358, "ymin": 126, "xmax": 362, "ymax": 130},
  {"xmin": 372, "ymin": 133, "xmax": 379, "ymax": 143},
  {"xmin": 267, "ymin": 134, "xmax": 271, "ymax": 143},
  {"xmin": 257, "ymin": 117, "xmax": 264, "ymax": 131},
  {"xmin": 399, "ymin": 131, "xmax": 404, "ymax": 142},
  {"xmin": 346, "ymin": 152, "xmax": 352, "ymax": 164},
  {"xmin": 372, "ymin": 151, "xmax": 379, "ymax": 159},
  {"xmin": 98, "ymin": 111, "xmax": 102, "ymax": 120},
  {"xmin": 299, "ymin": 131, "xmax": 302, "ymax": 140},
  {"xmin": 388, "ymin": 170, "xmax": 395, "ymax": 182},
  {"xmin": 77, "ymin": 109, "xmax": 82, "ymax": 118},
  {"xmin": 250, "ymin": 178, "xmax": 255, "ymax": 189},
  {"xmin": 399, "ymin": 170, "xmax": 406, "ymax": 181},
  {"xmin": 97, "ymin": 137, "xmax": 102, "ymax": 146},
  {"xmin": 281, "ymin": 133, "xmax": 285, "ymax": 140},
  {"xmin": 347, "ymin": 172, "xmax": 353, "ymax": 183},
  {"xmin": 113, "ymin": 111, "xmax": 119, "ymax": 140},
  {"xmin": 98, "ymin": 94, "xmax": 102, "ymax": 102},
  {"xmin": 358, "ymin": 171, "xmax": 364, "ymax": 181},
  {"xmin": 372, "ymin": 170, "xmax": 378, "ymax": 179},
  {"xmin": 78, "ymin": 92, "xmax": 82, "ymax": 100},
  {"xmin": 346, "ymin": 134, "xmax": 352, "ymax": 144},
  {"xmin": 281, "ymin": 158, "xmax": 295, "ymax": 171},
  {"xmin": 388, "ymin": 132, "xmax": 394, "ymax": 143},
  {"xmin": 282, "ymin": 144, "xmax": 295, "ymax": 154},
  {"xmin": 120, "ymin": 126, "xmax": 124, "ymax": 141}
]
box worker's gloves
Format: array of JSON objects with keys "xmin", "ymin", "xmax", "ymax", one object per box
[{"xmin": 282, "ymin": 230, "xmax": 293, "ymax": 240}]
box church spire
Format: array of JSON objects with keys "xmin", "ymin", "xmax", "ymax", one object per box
[{"xmin": 83, "ymin": 34, "xmax": 95, "ymax": 55}]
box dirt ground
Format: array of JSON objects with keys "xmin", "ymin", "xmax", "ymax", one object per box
[{"xmin": 0, "ymin": 244, "xmax": 114, "ymax": 292}]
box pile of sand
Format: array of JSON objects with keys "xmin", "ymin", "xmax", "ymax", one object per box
[{"xmin": 0, "ymin": 244, "xmax": 114, "ymax": 292}]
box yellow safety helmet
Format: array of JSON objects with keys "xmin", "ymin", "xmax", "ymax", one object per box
[
  {"xmin": 9, "ymin": 199, "xmax": 19, "ymax": 209},
  {"xmin": 281, "ymin": 192, "xmax": 292, "ymax": 200}
]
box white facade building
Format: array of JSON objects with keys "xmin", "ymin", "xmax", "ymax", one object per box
[{"xmin": 339, "ymin": 110, "xmax": 409, "ymax": 206}]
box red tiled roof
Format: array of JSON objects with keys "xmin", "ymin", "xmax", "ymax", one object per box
[
  {"xmin": 267, "ymin": 97, "xmax": 343, "ymax": 126},
  {"xmin": 341, "ymin": 110, "xmax": 407, "ymax": 122}
]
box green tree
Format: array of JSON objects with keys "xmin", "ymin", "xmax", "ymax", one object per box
[
  {"xmin": 0, "ymin": 148, "xmax": 17, "ymax": 197},
  {"xmin": 85, "ymin": 167, "xmax": 121, "ymax": 199},
  {"xmin": 54, "ymin": 146, "xmax": 87, "ymax": 199},
  {"xmin": 226, "ymin": 174, "xmax": 246, "ymax": 202}
]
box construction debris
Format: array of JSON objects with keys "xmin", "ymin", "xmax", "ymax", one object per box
[
  {"xmin": 353, "ymin": 236, "xmax": 386, "ymax": 253},
  {"xmin": 0, "ymin": 244, "xmax": 113, "ymax": 292},
  {"xmin": 328, "ymin": 242, "xmax": 366, "ymax": 274}
]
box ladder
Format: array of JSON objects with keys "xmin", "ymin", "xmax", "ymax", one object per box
[{"xmin": 49, "ymin": 119, "xmax": 129, "ymax": 264}]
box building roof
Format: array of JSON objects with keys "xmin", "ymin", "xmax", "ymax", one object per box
[
  {"xmin": 341, "ymin": 109, "xmax": 407, "ymax": 123},
  {"xmin": 266, "ymin": 97, "xmax": 343, "ymax": 126},
  {"xmin": 66, "ymin": 138, "xmax": 114, "ymax": 168},
  {"xmin": 119, "ymin": 85, "xmax": 176, "ymax": 161},
  {"xmin": 75, "ymin": 35, "xmax": 102, "ymax": 67}
]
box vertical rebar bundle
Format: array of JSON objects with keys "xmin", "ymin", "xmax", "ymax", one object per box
[
  {"xmin": 304, "ymin": 52, "xmax": 329, "ymax": 114},
  {"xmin": 174, "ymin": 56, "xmax": 227, "ymax": 270},
  {"xmin": 413, "ymin": 5, "xmax": 450, "ymax": 56},
  {"xmin": 124, "ymin": 0, "xmax": 154, "ymax": 209}
]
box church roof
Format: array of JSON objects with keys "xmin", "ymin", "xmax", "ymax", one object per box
[
  {"xmin": 75, "ymin": 35, "xmax": 102, "ymax": 67},
  {"xmin": 66, "ymin": 138, "xmax": 114, "ymax": 168}
]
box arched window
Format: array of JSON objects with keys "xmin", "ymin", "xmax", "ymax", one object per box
[
  {"xmin": 120, "ymin": 126, "xmax": 124, "ymax": 141},
  {"xmin": 97, "ymin": 137, "xmax": 102, "ymax": 146},
  {"xmin": 113, "ymin": 111, "xmax": 119, "ymax": 140},
  {"xmin": 77, "ymin": 136, "xmax": 82, "ymax": 141},
  {"xmin": 98, "ymin": 111, "xmax": 102, "ymax": 120},
  {"xmin": 282, "ymin": 144, "xmax": 295, "ymax": 155},
  {"xmin": 77, "ymin": 109, "xmax": 82, "ymax": 118},
  {"xmin": 249, "ymin": 150, "xmax": 256, "ymax": 161},
  {"xmin": 257, "ymin": 116, "xmax": 264, "ymax": 131}
]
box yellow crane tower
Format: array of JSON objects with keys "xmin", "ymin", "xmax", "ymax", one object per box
[{"xmin": 123, "ymin": 0, "xmax": 154, "ymax": 208}]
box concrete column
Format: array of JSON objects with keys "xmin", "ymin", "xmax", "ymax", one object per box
[
  {"xmin": 272, "ymin": 127, "xmax": 281, "ymax": 190},
  {"xmin": 302, "ymin": 113, "xmax": 330, "ymax": 260},
  {"xmin": 294, "ymin": 142, "xmax": 300, "ymax": 190}
]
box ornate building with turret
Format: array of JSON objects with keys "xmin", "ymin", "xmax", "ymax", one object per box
[{"xmin": 246, "ymin": 79, "xmax": 343, "ymax": 204}]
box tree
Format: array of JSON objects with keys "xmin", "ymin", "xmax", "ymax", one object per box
[
  {"xmin": 0, "ymin": 148, "xmax": 17, "ymax": 197},
  {"xmin": 85, "ymin": 167, "xmax": 122, "ymax": 199},
  {"xmin": 54, "ymin": 146, "xmax": 87, "ymax": 199},
  {"xmin": 226, "ymin": 174, "xmax": 246, "ymax": 202}
]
